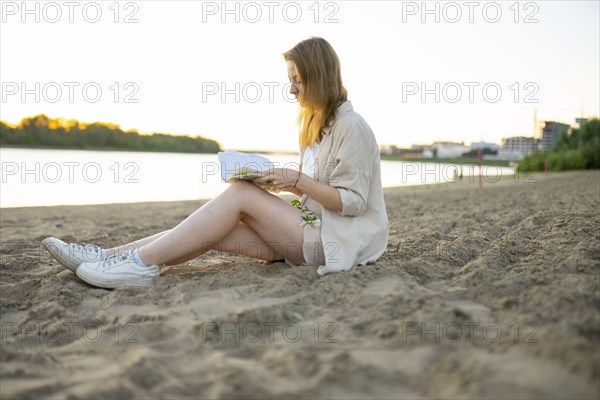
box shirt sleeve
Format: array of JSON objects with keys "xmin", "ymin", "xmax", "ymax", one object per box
[{"xmin": 327, "ymin": 119, "xmax": 374, "ymax": 217}]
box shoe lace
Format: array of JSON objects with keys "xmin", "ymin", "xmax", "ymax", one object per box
[
  {"xmin": 101, "ymin": 252, "xmax": 131, "ymax": 270},
  {"xmin": 71, "ymin": 243, "xmax": 101, "ymax": 253}
]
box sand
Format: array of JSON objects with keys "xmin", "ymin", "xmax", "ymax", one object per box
[{"xmin": 1, "ymin": 170, "xmax": 599, "ymax": 399}]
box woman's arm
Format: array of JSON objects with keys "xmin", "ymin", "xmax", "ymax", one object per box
[
  {"xmin": 255, "ymin": 169, "xmax": 342, "ymax": 212},
  {"xmin": 294, "ymin": 173, "xmax": 343, "ymax": 212}
]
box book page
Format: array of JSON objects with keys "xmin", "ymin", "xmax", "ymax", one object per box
[{"xmin": 218, "ymin": 150, "xmax": 279, "ymax": 192}]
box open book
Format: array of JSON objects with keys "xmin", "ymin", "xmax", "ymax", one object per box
[{"xmin": 218, "ymin": 150, "xmax": 278, "ymax": 191}]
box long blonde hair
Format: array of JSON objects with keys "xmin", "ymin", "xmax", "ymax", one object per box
[{"xmin": 283, "ymin": 37, "xmax": 348, "ymax": 149}]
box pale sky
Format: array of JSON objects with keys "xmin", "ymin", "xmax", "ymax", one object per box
[{"xmin": 1, "ymin": 0, "xmax": 599, "ymax": 152}]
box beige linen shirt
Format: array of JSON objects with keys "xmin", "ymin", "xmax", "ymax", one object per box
[{"xmin": 300, "ymin": 101, "xmax": 389, "ymax": 275}]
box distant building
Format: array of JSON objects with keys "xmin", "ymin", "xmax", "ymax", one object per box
[
  {"xmin": 470, "ymin": 141, "xmax": 500, "ymax": 152},
  {"xmin": 433, "ymin": 141, "xmax": 468, "ymax": 158},
  {"xmin": 500, "ymin": 136, "xmax": 539, "ymax": 156},
  {"xmin": 540, "ymin": 121, "xmax": 570, "ymax": 151},
  {"xmin": 575, "ymin": 118, "xmax": 588, "ymax": 129},
  {"xmin": 409, "ymin": 144, "xmax": 434, "ymax": 158},
  {"xmin": 410, "ymin": 144, "xmax": 428, "ymax": 152}
]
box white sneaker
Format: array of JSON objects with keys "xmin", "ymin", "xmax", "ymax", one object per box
[
  {"xmin": 42, "ymin": 237, "xmax": 106, "ymax": 272},
  {"xmin": 76, "ymin": 251, "xmax": 160, "ymax": 289}
]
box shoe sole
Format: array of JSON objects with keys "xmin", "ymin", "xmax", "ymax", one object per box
[{"xmin": 76, "ymin": 267, "xmax": 157, "ymax": 289}]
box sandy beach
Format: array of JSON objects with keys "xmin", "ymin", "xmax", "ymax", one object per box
[{"xmin": 1, "ymin": 170, "xmax": 598, "ymax": 399}]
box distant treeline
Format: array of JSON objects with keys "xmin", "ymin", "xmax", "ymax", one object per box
[
  {"xmin": 518, "ymin": 118, "xmax": 600, "ymax": 172},
  {"xmin": 0, "ymin": 115, "xmax": 222, "ymax": 153}
]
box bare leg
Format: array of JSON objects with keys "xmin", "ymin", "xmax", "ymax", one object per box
[
  {"xmin": 138, "ymin": 181, "xmax": 306, "ymax": 266},
  {"xmin": 104, "ymin": 230, "xmax": 170, "ymax": 256},
  {"xmin": 165, "ymin": 221, "xmax": 289, "ymax": 265},
  {"xmin": 106, "ymin": 225, "xmax": 280, "ymax": 266}
]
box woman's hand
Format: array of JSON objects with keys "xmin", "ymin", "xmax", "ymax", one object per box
[
  {"xmin": 256, "ymin": 167, "xmax": 343, "ymax": 212},
  {"xmin": 255, "ymin": 168, "xmax": 302, "ymax": 193}
]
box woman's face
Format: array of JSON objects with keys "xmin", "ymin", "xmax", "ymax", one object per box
[{"xmin": 286, "ymin": 60, "xmax": 301, "ymax": 99}]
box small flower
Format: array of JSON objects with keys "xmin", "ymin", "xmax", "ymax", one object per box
[
  {"xmin": 291, "ymin": 199, "xmax": 320, "ymax": 230},
  {"xmin": 299, "ymin": 218, "xmax": 321, "ymax": 230},
  {"xmin": 291, "ymin": 200, "xmax": 321, "ymax": 229},
  {"xmin": 300, "ymin": 211, "xmax": 320, "ymax": 230}
]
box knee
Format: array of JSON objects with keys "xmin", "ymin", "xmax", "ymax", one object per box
[{"xmin": 225, "ymin": 180, "xmax": 261, "ymax": 196}]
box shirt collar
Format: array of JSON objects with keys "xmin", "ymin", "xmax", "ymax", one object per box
[{"xmin": 322, "ymin": 100, "xmax": 352, "ymax": 135}]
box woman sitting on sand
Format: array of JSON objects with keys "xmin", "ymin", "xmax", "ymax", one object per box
[{"xmin": 42, "ymin": 37, "xmax": 389, "ymax": 288}]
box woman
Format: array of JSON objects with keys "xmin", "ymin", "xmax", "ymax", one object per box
[{"xmin": 42, "ymin": 37, "xmax": 389, "ymax": 288}]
